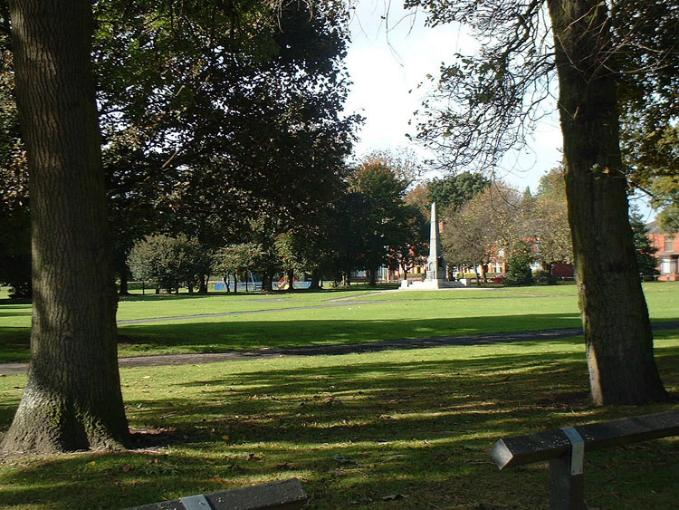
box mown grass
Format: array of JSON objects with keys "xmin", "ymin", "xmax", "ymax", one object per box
[
  {"xmin": 0, "ymin": 283, "xmax": 678, "ymax": 362},
  {"xmin": 0, "ymin": 330, "xmax": 677, "ymax": 510}
]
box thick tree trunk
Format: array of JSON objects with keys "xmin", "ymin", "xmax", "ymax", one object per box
[
  {"xmin": 547, "ymin": 0, "xmax": 667, "ymax": 404},
  {"xmin": 2, "ymin": 0, "xmax": 129, "ymax": 453}
]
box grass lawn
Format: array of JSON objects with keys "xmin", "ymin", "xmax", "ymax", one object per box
[
  {"xmin": 0, "ymin": 330, "xmax": 677, "ymax": 509},
  {"xmin": 0, "ymin": 283, "xmax": 678, "ymax": 362}
]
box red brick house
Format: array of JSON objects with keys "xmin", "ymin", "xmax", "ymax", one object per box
[{"xmin": 648, "ymin": 222, "xmax": 679, "ymax": 281}]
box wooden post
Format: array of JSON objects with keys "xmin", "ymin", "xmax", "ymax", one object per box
[
  {"xmin": 549, "ymin": 456, "xmax": 585, "ymax": 509},
  {"xmin": 548, "ymin": 427, "xmax": 586, "ymax": 510}
]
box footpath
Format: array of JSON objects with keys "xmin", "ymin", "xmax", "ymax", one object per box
[{"xmin": 1, "ymin": 321, "xmax": 678, "ymax": 376}]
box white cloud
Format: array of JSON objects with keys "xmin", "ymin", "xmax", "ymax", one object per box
[{"xmin": 344, "ymin": 0, "xmax": 563, "ymax": 193}]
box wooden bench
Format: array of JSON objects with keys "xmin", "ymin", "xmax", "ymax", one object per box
[
  {"xmin": 126, "ymin": 479, "xmax": 307, "ymax": 510},
  {"xmin": 490, "ymin": 410, "xmax": 679, "ymax": 510}
]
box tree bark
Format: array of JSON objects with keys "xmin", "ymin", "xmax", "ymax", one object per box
[
  {"xmin": 261, "ymin": 272, "xmax": 273, "ymax": 292},
  {"xmin": 198, "ymin": 274, "xmax": 208, "ymax": 294},
  {"xmin": 287, "ymin": 269, "xmax": 295, "ymax": 292},
  {"xmin": 118, "ymin": 263, "xmax": 129, "ymax": 296},
  {"xmin": 367, "ymin": 268, "xmax": 377, "ymax": 286},
  {"xmin": 547, "ymin": 0, "xmax": 667, "ymax": 404},
  {"xmin": 2, "ymin": 0, "xmax": 129, "ymax": 453},
  {"xmin": 309, "ymin": 269, "xmax": 321, "ymax": 290}
]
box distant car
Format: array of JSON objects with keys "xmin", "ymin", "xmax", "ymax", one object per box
[{"xmin": 492, "ymin": 275, "xmax": 506, "ymax": 284}]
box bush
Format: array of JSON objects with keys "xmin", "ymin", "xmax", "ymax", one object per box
[
  {"xmin": 128, "ymin": 234, "xmax": 207, "ymax": 292},
  {"xmin": 533, "ymin": 269, "xmax": 557, "ymax": 285},
  {"xmin": 505, "ymin": 244, "xmax": 534, "ymax": 286}
]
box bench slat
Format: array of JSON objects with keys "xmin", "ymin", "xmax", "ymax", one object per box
[
  {"xmin": 127, "ymin": 479, "xmax": 307, "ymax": 510},
  {"xmin": 491, "ymin": 410, "xmax": 679, "ymax": 470}
]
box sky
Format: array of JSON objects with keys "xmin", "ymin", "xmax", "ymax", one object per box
[
  {"xmin": 343, "ymin": 0, "xmax": 563, "ymax": 192},
  {"xmin": 342, "ymin": 0, "xmax": 654, "ymax": 218}
]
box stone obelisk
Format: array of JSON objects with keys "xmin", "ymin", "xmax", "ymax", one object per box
[
  {"xmin": 400, "ymin": 202, "xmax": 459, "ymax": 290},
  {"xmin": 427, "ymin": 202, "xmax": 444, "ymax": 282}
]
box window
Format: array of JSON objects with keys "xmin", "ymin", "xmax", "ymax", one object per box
[{"xmin": 664, "ymin": 236, "xmax": 674, "ymax": 252}]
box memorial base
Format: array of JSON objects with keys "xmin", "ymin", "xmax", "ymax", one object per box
[{"xmin": 399, "ymin": 279, "xmax": 465, "ymax": 290}]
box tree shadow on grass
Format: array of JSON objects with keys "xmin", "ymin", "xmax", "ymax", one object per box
[
  {"xmin": 0, "ymin": 344, "xmax": 677, "ymax": 509},
  {"xmin": 117, "ymin": 313, "xmax": 585, "ymax": 351},
  {"xmin": 115, "ymin": 315, "xmax": 679, "ymax": 357}
]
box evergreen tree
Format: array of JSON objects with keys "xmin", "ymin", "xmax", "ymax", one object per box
[{"xmin": 629, "ymin": 209, "xmax": 659, "ymax": 278}]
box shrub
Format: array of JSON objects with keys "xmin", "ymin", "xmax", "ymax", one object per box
[
  {"xmin": 505, "ymin": 243, "xmax": 534, "ymax": 286},
  {"xmin": 533, "ymin": 269, "xmax": 558, "ymax": 285},
  {"xmin": 128, "ymin": 234, "xmax": 206, "ymax": 292}
]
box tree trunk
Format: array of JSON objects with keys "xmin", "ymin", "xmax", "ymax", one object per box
[
  {"xmin": 287, "ymin": 269, "xmax": 295, "ymax": 292},
  {"xmin": 368, "ymin": 268, "xmax": 377, "ymax": 286},
  {"xmin": 198, "ymin": 274, "xmax": 208, "ymax": 294},
  {"xmin": 343, "ymin": 271, "xmax": 351, "ymax": 287},
  {"xmin": 262, "ymin": 272, "xmax": 273, "ymax": 292},
  {"xmin": 233, "ymin": 274, "xmax": 238, "ymax": 294},
  {"xmin": 118, "ymin": 263, "xmax": 129, "ymax": 296},
  {"xmin": 2, "ymin": 0, "xmax": 129, "ymax": 454},
  {"xmin": 309, "ymin": 269, "xmax": 321, "ymax": 290},
  {"xmin": 224, "ymin": 275, "xmax": 230, "ymax": 294},
  {"xmin": 547, "ymin": 0, "xmax": 667, "ymax": 405}
]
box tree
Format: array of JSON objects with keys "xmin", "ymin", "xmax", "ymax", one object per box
[
  {"xmin": 1, "ymin": 0, "xmax": 128, "ymax": 453},
  {"xmin": 59, "ymin": 0, "xmax": 355, "ymax": 298},
  {"xmin": 212, "ymin": 243, "xmax": 263, "ymax": 294},
  {"xmin": 616, "ymin": 1, "xmax": 678, "ymax": 233},
  {"xmin": 128, "ymin": 234, "xmax": 206, "ymax": 294},
  {"xmin": 441, "ymin": 206, "xmax": 494, "ymax": 285},
  {"xmin": 0, "ymin": 23, "xmax": 30, "ymax": 298},
  {"xmin": 274, "ymin": 232, "xmax": 309, "ymax": 291},
  {"xmin": 326, "ymin": 191, "xmax": 374, "ymax": 286},
  {"xmin": 629, "ymin": 208, "xmax": 659, "ymax": 278},
  {"xmin": 532, "ymin": 168, "xmax": 573, "ymax": 268},
  {"xmin": 442, "ymin": 183, "xmax": 524, "ymax": 283},
  {"xmin": 348, "ymin": 154, "xmax": 416, "ymax": 285},
  {"xmin": 410, "ymin": 0, "xmax": 667, "ymax": 404},
  {"xmin": 388, "ymin": 204, "xmax": 428, "ymax": 281},
  {"xmin": 429, "ymin": 172, "xmax": 490, "ymax": 213},
  {"xmin": 505, "ymin": 241, "xmax": 534, "ymax": 286}
]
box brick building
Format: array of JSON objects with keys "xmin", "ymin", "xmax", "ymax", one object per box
[{"xmin": 649, "ymin": 221, "xmax": 679, "ymax": 281}]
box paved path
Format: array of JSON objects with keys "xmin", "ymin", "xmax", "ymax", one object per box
[{"xmin": 2, "ymin": 321, "xmax": 677, "ymax": 376}]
